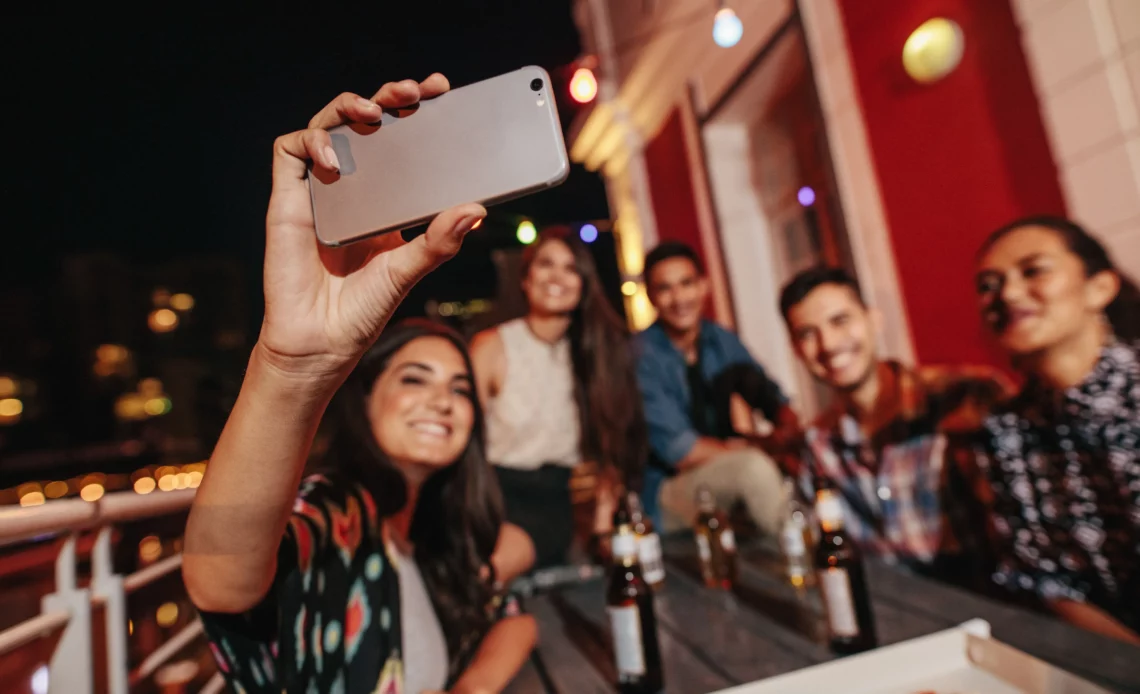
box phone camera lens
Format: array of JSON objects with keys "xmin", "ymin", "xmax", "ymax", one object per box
[{"xmin": 530, "ymin": 78, "xmax": 543, "ymax": 92}]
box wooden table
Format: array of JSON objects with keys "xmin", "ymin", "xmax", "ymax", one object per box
[{"xmin": 506, "ymin": 537, "xmax": 1140, "ymax": 694}]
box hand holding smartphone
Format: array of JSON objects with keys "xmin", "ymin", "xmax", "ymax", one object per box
[{"xmin": 309, "ymin": 65, "xmax": 570, "ymax": 246}]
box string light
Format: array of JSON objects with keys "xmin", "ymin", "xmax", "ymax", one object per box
[
  {"xmin": 713, "ymin": 6, "xmax": 743, "ymax": 48},
  {"xmin": 570, "ymin": 67, "xmax": 598, "ymax": 104},
  {"xmin": 516, "ymin": 220, "xmax": 538, "ymax": 245},
  {"xmin": 579, "ymin": 224, "xmax": 599, "ymax": 243}
]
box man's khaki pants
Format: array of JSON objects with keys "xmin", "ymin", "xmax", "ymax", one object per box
[{"xmin": 659, "ymin": 448, "xmax": 788, "ymax": 535}]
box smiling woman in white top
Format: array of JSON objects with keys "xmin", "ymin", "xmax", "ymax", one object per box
[{"xmin": 471, "ymin": 228, "xmax": 647, "ymax": 568}]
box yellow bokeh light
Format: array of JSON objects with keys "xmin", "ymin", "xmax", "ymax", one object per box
[
  {"xmin": 158, "ymin": 475, "xmax": 176, "ymax": 492},
  {"xmin": 170, "ymin": 293, "xmax": 195, "ymax": 311},
  {"xmin": 20, "ymin": 491, "xmax": 46, "ymax": 507},
  {"xmin": 115, "ymin": 394, "xmax": 147, "ymax": 421},
  {"xmin": 44, "ymin": 481, "xmax": 69, "ymax": 499},
  {"xmin": 96, "ymin": 344, "xmax": 129, "ymax": 364},
  {"xmin": 80, "ymin": 483, "xmax": 105, "ymax": 502},
  {"xmin": 144, "ymin": 397, "xmax": 171, "ymax": 416},
  {"xmin": 621, "ymin": 281, "xmax": 639, "ymax": 297},
  {"xmin": 138, "ymin": 378, "xmax": 163, "ymax": 396},
  {"xmin": 129, "ymin": 619, "xmax": 134, "ymax": 636},
  {"xmin": 0, "ymin": 376, "xmax": 16, "ymax": 398},
  {"xmin": 0, "ymin": 398, "xmax": 24, "ymax": 417},
  {"xmin": 134, "ymin": 477, "xmax": 156, "ymax": 495},
  {"xmin": 902, "ymin": 18, "xmax": 965, "ymax": 84},
  {"xmin": 156, "ymin": 602, "xmax": 179, "ymax": 627},
  {"xmin": 139, "ymin": 536, "xmax": 163, "ymax": 563},
  {"xmin": 148, "ymin": 308, "xmax": 179, "ymax": 333},
  {"xmin": 187, "ymin": 470, "xmax": 203, "ymax": 488}
]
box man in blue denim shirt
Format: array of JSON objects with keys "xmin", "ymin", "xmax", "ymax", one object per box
[{"xmin": 635, "ymin": 242, "xmax": 801, "ymax": 533}]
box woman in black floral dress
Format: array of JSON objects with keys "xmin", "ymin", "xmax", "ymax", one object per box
[
  {"xmin": 974, "ymin": 216, "xmax": 1140, "ymax": 644},
  {"xmin": 183, "ymin": 76, "xmax": 536, "ymax": 693}
]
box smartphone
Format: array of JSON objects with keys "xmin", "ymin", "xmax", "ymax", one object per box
[{"xmin": 309, "ymin": 66, "xmax": 570, "ymax": 246}]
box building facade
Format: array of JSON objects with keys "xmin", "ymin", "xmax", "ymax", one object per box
[{"xmin": 570, "ymin": 0, "xmax": 1140, "ymax": 416}]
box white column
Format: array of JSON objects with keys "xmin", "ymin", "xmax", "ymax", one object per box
[
  {"xmin": 703, "ymin": 123, "xmax": 803, "ymax": 406},
  {"xmin": 799, "ymin": 0, "xmax": 916, "ymax": 364},
  {"xmin": 1013, "ymin": 0, "xmax": 1140, "ymax": 276}
]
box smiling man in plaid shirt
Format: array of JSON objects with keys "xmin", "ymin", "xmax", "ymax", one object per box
[{"xmin": 779, "ymin": 266, "xmax": 1013, "ymax": 589}]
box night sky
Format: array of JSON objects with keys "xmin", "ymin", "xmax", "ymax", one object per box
[{"xmin": 4, "ymin": 5, "xmax": 610, "ymax": 295}]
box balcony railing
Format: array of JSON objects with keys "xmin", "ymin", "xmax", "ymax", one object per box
[{"xmin": 0, "ymin": 489, "xmax": 223, "ymax": 694}]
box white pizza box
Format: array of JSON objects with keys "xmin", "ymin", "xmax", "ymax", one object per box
[{"xmin": 712, "ymin": 619, "xmax": 1111, "ymax": 694}]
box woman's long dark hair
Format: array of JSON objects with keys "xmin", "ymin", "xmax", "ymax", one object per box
[
  {"xmin": 521, "ymin": 228, "xmax": 649, "ymax": 488},
  {"xmin": 324, "ymin": 319, "xmax": 503, "ymax": 676},
  {"xmin": 981, "ymin": 215, "xmax": 1140, "ymax": 342}
]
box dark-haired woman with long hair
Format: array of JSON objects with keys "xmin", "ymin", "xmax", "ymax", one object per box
[
  {"xmin": 973, "ymin": 215, "xmax": 1140, "ymax": 644},
  {"xmin": 184, "ymin": 77, "xmax": 536, "ymax": 693},
  {"xmin": 471, "ymin": 228, "xmax": 647, "ymax": 568}
]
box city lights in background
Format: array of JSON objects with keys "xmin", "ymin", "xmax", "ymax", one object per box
[
  {"xmin": 169, "ymin": 292, "xmax": 195, "ymax": 311},
  {"xmin": 797, "ymin": 186, "xmax": 816, "ymax": 207},
  {"xmin": 516, "ymin": 220, "xmax": 538, "ymax": 244},
  {"xmin": 569, "ymin": 67, "xmax": 598, "ymax": 104},
  {"xmin": 18, "ymin": 483, "xmax": 45, "ymax": 507},
  {"xmin": 713, "ymin": 6, "xmax": 743, "ymax": 48},
  {"xmin": 579, "ymin": 223, "xmax": 599, "ymax": 243},
  {"xmin": 94, "ymin": 343, "xmax": 132, "ymax": 378},
  {"xmin": 0, "ymin": 374, "xmax": 23, "ymax": 426},
  {"xmin": 156, "ymin": 601, "xmax": 180, "ymax": 628}
]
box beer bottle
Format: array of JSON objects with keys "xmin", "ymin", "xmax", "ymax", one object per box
[
  {"xmin": 780, "ymin": 479, "xmax": 814, "ymax": 589},
  {"xmin": 814, "ymin": 487, "xmax": 878, "ymax": 654},
  {"xmin": 626, "ymin": 491, "xmax": 666, "ymax": 589},
  {"xmin": 607, "ymin": 527, "xmax": 665, "ymax": 693},
  {"xmin": 693, "ymin": 486, "xmax": 736, "ymax": 589}
]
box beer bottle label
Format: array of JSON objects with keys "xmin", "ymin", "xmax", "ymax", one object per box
[
  {"xmin": 607, "ymin": 605, "xmax": 646, "ymax": 676},
  {"xmin": 780, "ymin": 524, "xmax": 805, "ymax": 556},
  {"xmin": 819, "ymin": 567, "xmax": 859, "ymax": 637},
  {"xmin": 720, "ymin": 529, "xmax": 736, "ymax": 553},
  {"xmin": 695, "ymin": 533, "xmax": 712, "ymax": 562},
  {"xmin": 638, "ymin": 533, "xmax": 666, "ymax": 584}
]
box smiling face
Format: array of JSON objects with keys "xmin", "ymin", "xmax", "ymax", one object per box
[
  {"xmin": 975, "ymin": 225, "xmax": 1117, "ymax": 357},
  {"xmin": 646, "ymin": 256, "xmax": 709, "ymax": 335},
  {"xmin": 522, "ymin": 238, "xmax": 583, "ymax": 317},
  {"xmin": 786, "ymin": 283, "xmax": 879, "ymax": 392},
  {"xmin": 367, "ymin": 336, "xmax": 475, "ymax": 481}
]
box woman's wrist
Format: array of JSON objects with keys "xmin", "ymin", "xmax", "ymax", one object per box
[{"xmin": 248, "ymin": 340, "xmax": 352, "ymax": 402}]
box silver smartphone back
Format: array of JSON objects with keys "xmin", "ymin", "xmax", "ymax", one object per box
[{"xmin": 310, "ymin": 66, "xmax": 570, "ymax": 246}]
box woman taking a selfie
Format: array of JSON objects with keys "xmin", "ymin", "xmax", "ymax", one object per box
[
  {"xmin": 184, "ymin": 75, "xmax": 535, "ymax": 694},
  {"xmin": 973, "ymin": 216, "xmax": 1140, "ymax": 644},
  {"xmin": 470, "ymin": 228, "xmax": 647, "ymax": 568}
]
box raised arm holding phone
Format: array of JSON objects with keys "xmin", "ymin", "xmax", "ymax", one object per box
[{"xmin": 183, "ymin": 74, "xmax": 536, "ymax": 694}]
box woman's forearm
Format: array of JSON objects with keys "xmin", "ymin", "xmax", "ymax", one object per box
[
  {"xmin": 183, "ymin": 343, "xmax": 341, "ymax": 613},
  {"xmin": 451, "ymin": 615, "xmax": 538, "ymax": 694}
]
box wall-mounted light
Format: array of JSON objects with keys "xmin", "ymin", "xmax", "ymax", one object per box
[{"xmin": 902, "ymin": 18, "xmax": 965, "ymax": 84}]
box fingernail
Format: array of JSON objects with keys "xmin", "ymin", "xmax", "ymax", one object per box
[
  {"xmin": 457, "ymin": 214, "xmax": 485, "ymax": 235},
  {"xmin": 356, "ymin": 96, "xmax": 379, "ymax": 111},
  {"xmin": 322, "ymin": 146, "xmax": 340, "ymax": 172}
]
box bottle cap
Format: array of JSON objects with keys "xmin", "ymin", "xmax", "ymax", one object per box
[
  {"xmin": 611, "ymin": 530, "xmax": 638, "ymax": 560},
  {"xmin": 815, "ymin": 488, "xmax": 844, "ymax": 525}
]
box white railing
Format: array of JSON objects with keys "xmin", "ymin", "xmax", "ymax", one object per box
[{"xmin": 0, "ymin": 489, "xmax": 225, "ymax": 694}]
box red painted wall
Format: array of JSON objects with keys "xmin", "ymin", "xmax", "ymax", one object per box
[
  {"xmin": 644, "ymin": 108, "xmax": 719, "ymax": 319},
  {"xmin": 837, "ymin": 0, "xmax": 1066, "ymax": 366},
  {"xmin": 645, "ymin": 109, "xmax": 707, "ymax": 265}
]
